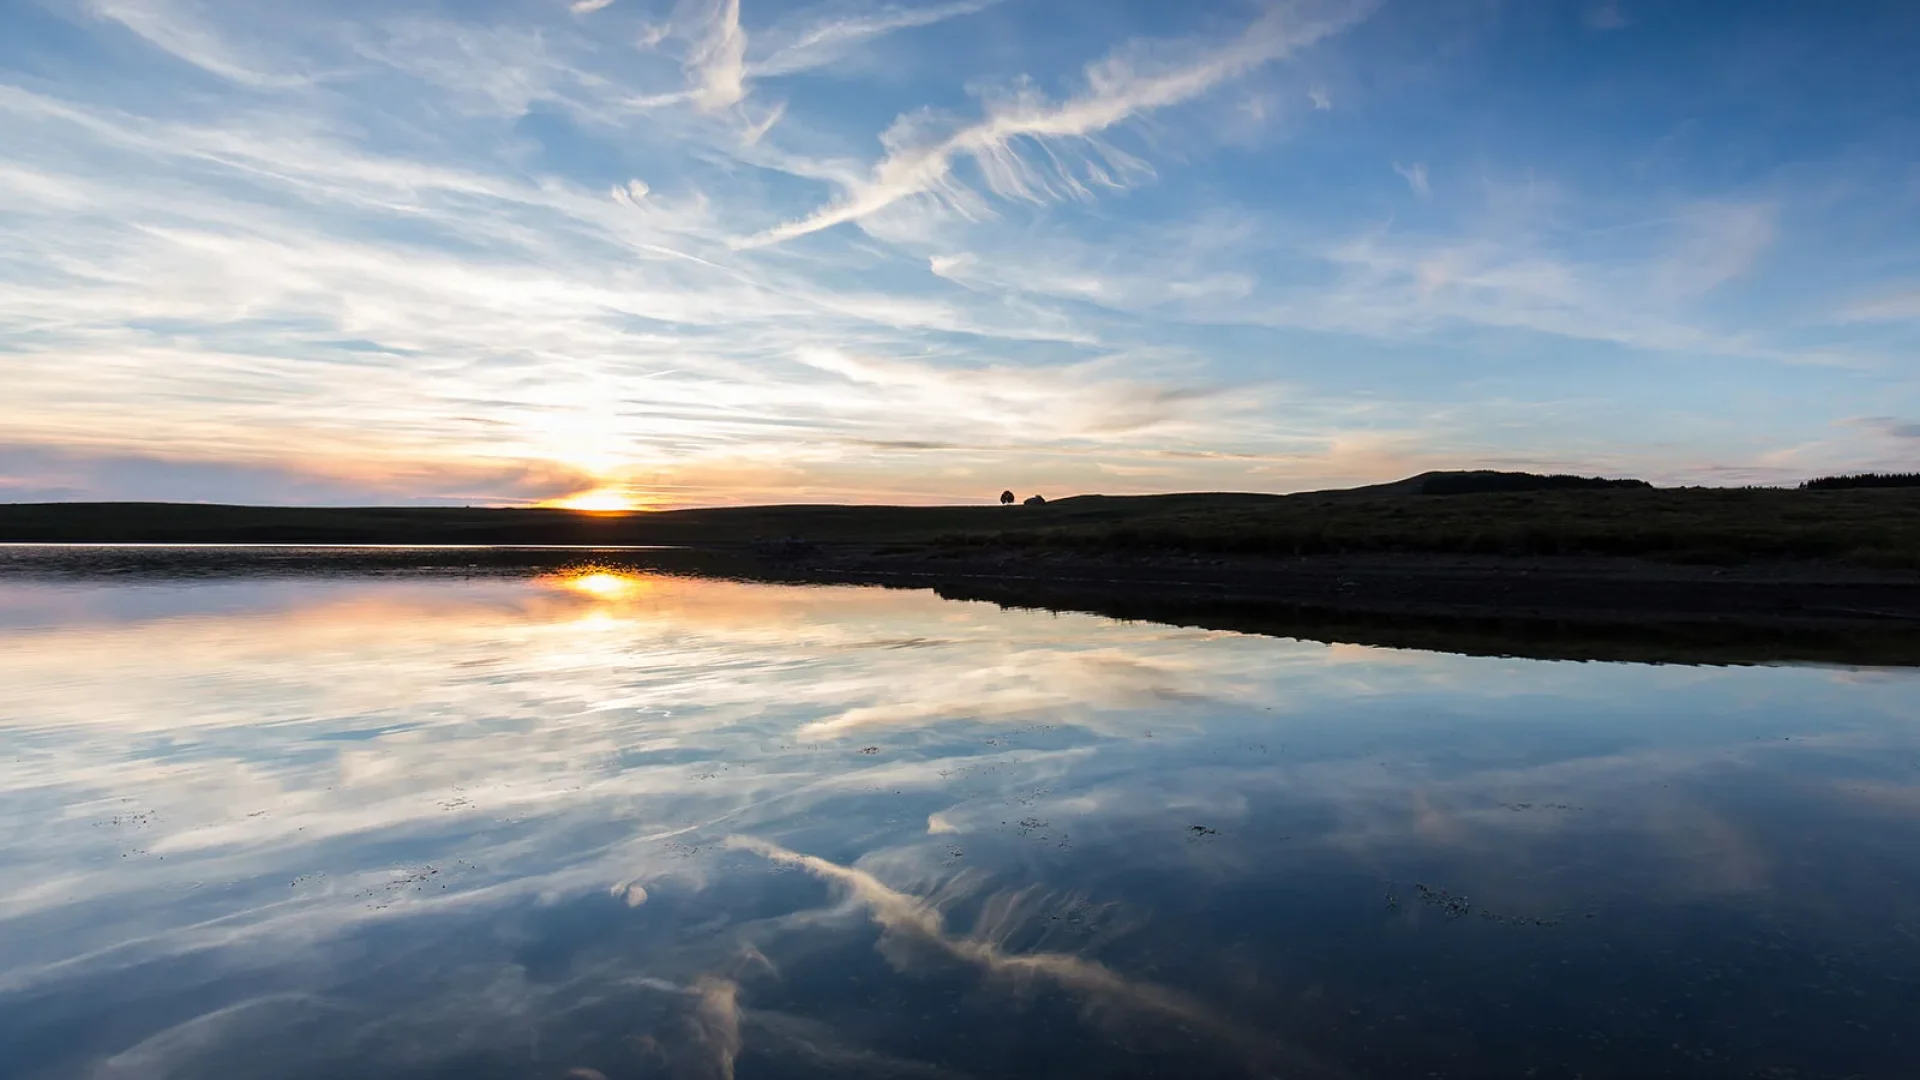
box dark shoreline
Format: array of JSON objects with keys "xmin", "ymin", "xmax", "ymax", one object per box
[
  {"xmin": 773, "ymin": 547, "xmax": 1920, "ymax": 666},
  {"xmin": 9, "ymin": 487, "xmax": 1920, "ymax": 665},
  {"xmin": 7, "ymin": 542, "xmax": 1920, "ymax": 667}
]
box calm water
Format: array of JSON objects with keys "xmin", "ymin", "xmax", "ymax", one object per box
[{"xmin": 3, "ymin": 550, "xmax": 1920, "ymax": 1079}]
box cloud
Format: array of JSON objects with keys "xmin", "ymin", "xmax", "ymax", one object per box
[
  {"xmin": 737, "ymin": 0, "xmax": 1372, "ymax": 247},
  {"xmin": 724, "ymin": 836, "xmax": 1293, "ymax": 1067},
  {"xmin": 738, "ymin": 99, "xmax": 786, "ymax": 145},
  {"xmin": 1393, "ymin": 160, "xmax": 1429, "ymax": 198},
  {"xmin": 1848, "ymin": 416, "xmax": 1920, "ymax": 440},
  {"xmin": 927, "ymin": 244, "xmax": 1256, "ymax": 310},
  {"xmin": 571, "ymin": 0, "xmax": 617, "ymax": 13},
  {"xmin": 684, "ymin": 0, "xmax": 749, "ymax": 111},
  {"xmin": 89, "ymin": 995, "xmax": 346, "ymax": 1078},
  {"xmin": 1652, "ymin": 200, "xmax": 1776, "ymax": 297},
  {"xmin": 686, "ymin": 976, "xmax": 744, "ymax": 1080},
  {"xmin": 632, "ymin": 0, "xmax": 1001, "ymax": 113},
  {"xmin": 0, "ymin": 443, "xmax": 596, "ymax": 506},
  {"xmin": 751, "ymin": 0, "xmax": 1002, "ymax": 79},
  {"xmin": 88, "ymin": 0, "xmax": 313, "ymax": 88},
  {"xmin": 903, "ymin": 193, "xmax": 1822, "ymax": 370},
  {"xmin": 787, "ymin": 347, "xmax": 1239, "ymax": 444},
  {"xmin": 792, "ymin": 648, "xmax": 1214, "ymax": 738},
  {"xmin": 1309, "ymin": 227, "xmax": 1746, "ymax": 356},
  {"xmin": 1307, "ymin": 85, "xmax": 1331, "ymax": 109},
  {"xmin": 1842, "ymin": 286, "xmax": 1920, "ymax": 322}
]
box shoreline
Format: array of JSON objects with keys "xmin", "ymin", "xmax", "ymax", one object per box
[
  {"xmin": 757, "ymin": 547, "xmax": 1920, "ymax": 667},
  {"xmin": 786, "ymin": 547, "xmax": 1920, "ymax": 623}
]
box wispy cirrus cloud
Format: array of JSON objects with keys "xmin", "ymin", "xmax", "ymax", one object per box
[
  {"xmin": 738, "ymin": 0, "xmax": 1373, "ymax": 247},
  {"xmin": 907, "ymin": 192, "xmax": 1821, "ymax": 367},
  {"xmin": 1842, "ymin": 286, "xmax": 1920, "ymax": 322},
  {"xmin": 629, "ymin": 0, "xmax": 998, "ymax": 115},
  {"xmin": 751, "ymin": 0, "xmax": 1003, "ymax": 78},
  {"xmin": 87, "ymin": 0, "xmax": 316, "ymax": 88},
  {"xmin": 1651, "ymin": 200, "xmax": 1777, "ymax": 298},
  {"xmin": 1393, "ymin": 160, "xmax": 1429, "ymax": 198},
  {"xmin": 1847, "ymin": 416, "xmax": 1920, "ymax": 440},
  {"xmin": 727, "ymin": 835, "xmax": 1292, "ymax": 1067}
]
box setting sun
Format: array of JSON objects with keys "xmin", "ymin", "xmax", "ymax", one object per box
[{"xmin": 545, "ymin": 487, "xmax": 640, "ymax": 513}]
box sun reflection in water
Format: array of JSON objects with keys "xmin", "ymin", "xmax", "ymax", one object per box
[{"xmin": 554, "ymin": 570, "xmax": 650, "ymax": 602}]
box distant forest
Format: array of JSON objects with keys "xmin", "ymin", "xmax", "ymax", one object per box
[{"xmin": 1801, "ymin": 473, "xmax": 1920, "ymax": 491}]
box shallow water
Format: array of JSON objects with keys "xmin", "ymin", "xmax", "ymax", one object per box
[{"xmin": 3, "ymin": 551, "xmax": 1919, "ymax": 1079}]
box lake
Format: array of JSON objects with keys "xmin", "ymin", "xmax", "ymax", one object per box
[{"xmin": 2, "ymin": 548, "xmax": 1918, "ymax": 1079}]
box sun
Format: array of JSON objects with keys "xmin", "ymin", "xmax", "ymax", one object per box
[{"xmin": 545, "ymin": 486, "xmax": 640, "ymax": 513}]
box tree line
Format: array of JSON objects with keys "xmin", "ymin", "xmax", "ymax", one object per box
[{"xmin": 1801, "ymin": 473, "xmax": 1920, "ymax": 491}]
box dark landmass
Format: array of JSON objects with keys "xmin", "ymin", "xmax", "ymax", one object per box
[
  {"xmin": 1800, "ymin": 471, "xmax": 1920, "ymax": 491},
  {"xmin": 4, "ymin": 474, "xmax": 1918, "ymax": 563},
  {"xmin": 801, "ymin": 551, "xmax": 1920, "ymax": 667},
  {"xmin": 5, "ymin": 472, "xmax": 1920, "ymax": 665},
  {"xmin": 1347, "ymin": 469, "xmax": 1652, "ymax": 496}
]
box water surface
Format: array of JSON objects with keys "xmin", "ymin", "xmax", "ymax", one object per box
[{"xmin": 3, "ymin": 550, "xmax": 1918, "ymax": 1079}]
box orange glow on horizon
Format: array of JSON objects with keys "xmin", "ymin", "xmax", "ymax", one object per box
[{"xmin": 544, "ymin": 486, "xmax": 643, "ymax": 512}]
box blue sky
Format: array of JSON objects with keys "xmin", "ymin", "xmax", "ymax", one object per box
[{"xmin": 2, "ymin": 0, "xmax": 1917, "ymax": 506}]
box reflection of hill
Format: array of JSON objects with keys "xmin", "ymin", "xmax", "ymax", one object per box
[
  {"xmin": 6, "ymin": 545, "xmax": 1919, "ymax": 668},
  {"xmin": 922, "ymin": 578, "xmax": 1920, "ymax": 668}
]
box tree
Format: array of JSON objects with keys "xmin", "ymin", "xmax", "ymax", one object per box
[{"xmin": 1000, "ymin": 490, "xmax": 1015, "ymax": 505}]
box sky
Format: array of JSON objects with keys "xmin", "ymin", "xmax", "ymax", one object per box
[{"xmin": 1, "ymin": 0, "xmax": 1917, "ymax": 508}]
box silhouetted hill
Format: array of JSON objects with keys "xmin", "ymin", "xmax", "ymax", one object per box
[
  {"xmin": 1334, "ymin": 470, "xmax": 1651, "ymax": 497},
  {"xmin": 1414, "ymin": 470, "xmax": 1652, "ymax": 495},
  {"xmin": 3, "ymin": 478, "xmax": 1919, "ymax": 567}
]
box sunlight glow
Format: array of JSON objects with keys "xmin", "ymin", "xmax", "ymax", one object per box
[
  {"xmin": 546, "ymin": 487, "xmax": 641, "ymax": 512},
  {"xmin": 558, "ymin": 571, "xmax": 650, "ymax": 601}
]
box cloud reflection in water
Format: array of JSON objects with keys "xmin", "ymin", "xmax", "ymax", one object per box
[{"xmin": 2, "ymin": 568, "xmax": 1919, "ymax": 1077}]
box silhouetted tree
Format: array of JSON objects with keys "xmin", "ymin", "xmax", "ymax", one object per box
[
  {"xmin": 1023, "ymin": 494, "xmax": 1046, "ymax": 506},
  {"xmin": 1000, "ymin": 490, "xmax": 1015, "ymax": 505}
]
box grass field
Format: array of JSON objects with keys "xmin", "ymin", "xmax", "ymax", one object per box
[{"xmin": 2, "ymin": 480, "xmax": 1918, "ymax": 566}]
